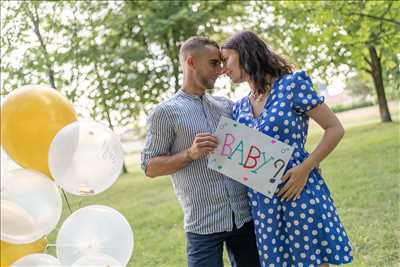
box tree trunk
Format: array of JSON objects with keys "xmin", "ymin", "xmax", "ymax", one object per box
[
  {"xmin": 94, "ymin": 63, "xmax": 129, "ymax": 174},
  {"xmin": 29, "ymin": 4, "xmax": 57, "ymax": 89},
  {"xmin": 367, "ymin": 44, "xmax": 392, "ymax": 122},
  {"xmin": 173, "ymin": 58, "xmax": 180, "ymax": 92}
]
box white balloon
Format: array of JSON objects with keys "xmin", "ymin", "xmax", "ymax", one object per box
[
  {"xmin": 56, "ymin": 205, "xmax": 134, "ymax": 266},
  {"xmin": 0, "ymin": 148, "xmax": 22, "ymax": 189},
  {"xmin": 1, "ymin": 148, "xmax": 9, "ymax": 189},
  {"xmin": 12, "ymin": 253, "xmax": 61, "ymax": 266},
  {"xmin": 1, "ymin": 169, "xmax": 62, "ymax": 243},
  {"xmin": 48, "ymin": 121, "xmax": 124, "ymax": 196},
  {"xmin": 0, "ymin": 199, "xmax": 38, "ymax": 243},
  {"xmin": 72, "ymin": 253, "xmax": 123, "ymax": 267}
]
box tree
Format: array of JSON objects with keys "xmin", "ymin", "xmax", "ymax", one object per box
[
  {"xmin": 1, "ymin": 1, "xmax": 134, "ymax": 172},
  {"xmin": 344, "ymin": 74, "xmax": 374, "ymax": 101},
  {"xmin": 2, "ymin": 0, "xmax": 242, "ymax": 119},
  {"xmin": 117, "ymin": 1, "xmax": 244, "ymax": 101},
  {"xmin": 1, "ymin": 1, "xmax": 244, "ymax": 172},
  {"xmin": 252, "ymin": 0, "xmax": 399, "ymax": 122},
  {"xmin": 1, "ymin": 1, "xmax": 85, "ymax": 101}
]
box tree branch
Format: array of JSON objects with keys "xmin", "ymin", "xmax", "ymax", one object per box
[
  {"xmin": 25, "ymin": 3, "xmax": 57, "ymax": 89},
  {"xmin": 363, "ymin": 54, "xmax": 372, "ymax": 67},
  {"xmin": 348, "ymin": 12, "xmax": 400, "ymax": 26},
  {"xmin": 361, "ymin": 67, "xmax": 372, "ymax": 74}
]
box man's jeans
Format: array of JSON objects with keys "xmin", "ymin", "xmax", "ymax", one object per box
[{"xmin": 186, "ymin": 219, "xmax": 260, "ymax": 267}]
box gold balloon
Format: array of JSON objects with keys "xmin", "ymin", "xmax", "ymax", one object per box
[
  {"xmin": 0, "ymin": 237, "xmax": 48, "ymax": 266},
  {"xmin": 0, "ymin": 85, "xmax": 77, "ymax": 177}
]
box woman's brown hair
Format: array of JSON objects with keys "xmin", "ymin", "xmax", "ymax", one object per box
[{"xmin": 222, "ymin": 31, "xmax": 294, "ymax": 94}]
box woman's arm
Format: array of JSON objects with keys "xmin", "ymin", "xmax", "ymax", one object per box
[
  {"xmin": 302, "ymin": 103, "xmax": 345, "ymax": 170},
  {"xmin": 278, "ymin": 103, "xmax": 344, "ymax": 201}
]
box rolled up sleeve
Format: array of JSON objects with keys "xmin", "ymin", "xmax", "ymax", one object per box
[{"xmin": 141, "ymin": 105, "xmax": 175, "ymax": 172}]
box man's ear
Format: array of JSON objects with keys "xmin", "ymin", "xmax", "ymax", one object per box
[{"xmin": 187, "ymin": 55, "xmax": 195, "ymax": 69}]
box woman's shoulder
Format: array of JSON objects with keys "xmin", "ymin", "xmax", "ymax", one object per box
[
  {"xmin": 234, "ymin": 95, "xmax": 249, "ymax": 107},
  {"xmin": 232, "ymin": 95, "xmax": 250, "ymax": 115},
  {"xmin": 278, "ymin": 70, "xmax": 313, "ymax": 86}
]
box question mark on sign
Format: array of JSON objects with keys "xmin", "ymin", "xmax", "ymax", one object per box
[
  {"xmin": 268, "ymin": 159, "xmax": 285, "ymax": 184},
  {"xmin": 272, "ymin": 159, "xmax": 285, "ymax": 178}
]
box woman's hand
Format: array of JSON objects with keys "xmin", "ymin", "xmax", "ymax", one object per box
[{"xmin": 277, "ymin": 163, "xmax": 313, "ymax": 201}]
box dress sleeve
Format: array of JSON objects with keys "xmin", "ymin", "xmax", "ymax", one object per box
[
  {"xmin": 141, "ymin": 105, "xmax": 175, "ymax": 172},
  {"xmin": 232, "ymin": 100, "xmax": 240, "ymax": 120},
  {"xmin": 291, "ymin": 71, "xmax": 324, "ymax": 114}
]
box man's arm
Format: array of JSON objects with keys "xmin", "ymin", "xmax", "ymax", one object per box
[
  {"xmin": 145, "ymin": 133, "xmax": 218, "ymax": 178},
  {"xmin": 145, "ymin": 149, "xmax": 192, "ymax": 178}
]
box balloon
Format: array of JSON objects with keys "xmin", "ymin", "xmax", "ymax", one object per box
[
  {"xmin": 56, "ymin": 205, "xmax": 133, "ymax": 266},
  {"xmin": 12, "ymin": 253, "xmax": 61, "ymax": 266},
  {"xmin": 49, "ymin": 121, "xmax": 124, "ymax": 196},
  {"xmin": 0, "ymin": 237, "xmax": 47, "ymax": 267},
  {"xmin": 72, "ymin": 253, "xmax": 123, "ymax": 267},
  {"xmin": 0, "ymin": 149, "xmax": 22, "ymax": 190},
  {"xmin": 1, "ymin": 169, "xmax": 62, "ymax": 243},
  {"xmin": 0, "ymin": 84, "xmax": 77, "ymax": 177},
  {"xmin": 1, "ymin": 148, "xmax": 9, "ymax": 189},
  {"xmin": 0, "ymin": 200, "xmax": 37, "ymax": 244}
]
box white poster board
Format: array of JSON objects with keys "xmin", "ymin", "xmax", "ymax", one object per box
[{"xmin": 208, "ymin": 116, "xmax": 294, "ymax": 198}]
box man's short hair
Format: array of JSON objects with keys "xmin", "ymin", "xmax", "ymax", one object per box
[{"xmin": 179, "ymin": 36, "xmax": 219, "ymax": 64}]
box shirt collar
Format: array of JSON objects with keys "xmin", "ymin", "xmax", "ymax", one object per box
[{"xmin": 178, "ymin": 89, "xmax": 210, "ymax": 102}]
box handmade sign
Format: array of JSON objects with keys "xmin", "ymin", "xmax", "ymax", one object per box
[{"xmin": 208, "ymin": 116, "xmax": 294, "ymax": 198}]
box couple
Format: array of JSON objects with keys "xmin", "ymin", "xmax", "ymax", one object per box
[{"xmin": 141, "ymin": 31, "xmax": 352, "ymax": 267}]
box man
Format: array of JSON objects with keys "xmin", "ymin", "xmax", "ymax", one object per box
[{"xmin": 141, "ymin": 37, "xmax": 260, "ymax": 267}]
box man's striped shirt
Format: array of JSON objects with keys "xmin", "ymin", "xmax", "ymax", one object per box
[{"xmin": 141, "ymin": 89, "xmax": 251, "ymax": 234}]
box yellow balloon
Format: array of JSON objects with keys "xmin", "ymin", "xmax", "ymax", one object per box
[
  {"xmin": 0, "ymin": 237, "xmax": 48, "ymax": 266},
  {"xmin": 1, "ymin": 85, "xmax": 77, "ymax": 177}
]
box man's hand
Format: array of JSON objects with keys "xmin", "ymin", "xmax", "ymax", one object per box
[{"xmin": 187, "ymin": 133, "xmax": 218, "ymax": 160}]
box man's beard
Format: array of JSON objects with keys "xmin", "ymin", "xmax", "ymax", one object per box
[{"xmin": 198, "ymin": 72, "xmax": 214, "ymax": 90}]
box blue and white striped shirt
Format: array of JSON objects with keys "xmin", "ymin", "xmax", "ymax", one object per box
[{"xmin": 141, "ymin": 90, "xmax": 251, "ymax": 234}]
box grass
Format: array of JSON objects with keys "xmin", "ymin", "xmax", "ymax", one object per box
[
  {"xmin": 48, "ymin": 169, "xmax": 186, "ymax": 266},
  {"xmin": 47, "ymin": 106, "xmax": 400, "ymax": 266},
  {"xmin": 306, "ymin": 122, "xmax": 400, "ymax": 266}
]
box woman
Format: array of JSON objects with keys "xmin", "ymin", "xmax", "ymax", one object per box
[{"xmin": 221, "ymin": 31, "xmax": 352, "ymax": 266}]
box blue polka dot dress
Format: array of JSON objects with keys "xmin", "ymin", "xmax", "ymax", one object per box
[{"xmin": 232, "ymin": 71, "xmax": 353, "ymax": 266}]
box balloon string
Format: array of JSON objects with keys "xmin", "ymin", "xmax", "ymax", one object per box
[{"xmin": 61, "ymin": 189, "xmax": 73, "ymax": 214}]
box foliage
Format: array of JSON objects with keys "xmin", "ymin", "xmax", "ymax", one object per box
[
  {"xmin": 1, "ymin": 1, "xmax": 398, "ymax": 125},
  {"xmin": 252, "ymin": 1, "xmax": 399, "ymax": 80},
  {"xmin": 344, "ymin": 74, "xmax": 374, "ymax": 100},
  {"xmin": 252, "ymin": 0, "xmax": 399, "ymax": 121},
  {"xmin": 1, "ymin": 1, "xmax": 242, "ymax": 127}
]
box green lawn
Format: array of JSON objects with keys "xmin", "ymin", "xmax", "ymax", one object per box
[
  {"xmin": 49, "ymin": 119, "xmax": 400, "ymax": 266},
  {"xmin": 306, "ymin": 122, "xmax": 400, "ymax": 266}
]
